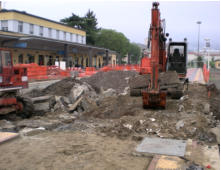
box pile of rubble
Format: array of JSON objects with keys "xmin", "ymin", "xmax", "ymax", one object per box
[{"xmin": 25, "ymin": 70, "xmax": 136, "ymax": 117}]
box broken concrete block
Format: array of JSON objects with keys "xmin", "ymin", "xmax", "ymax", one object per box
[
  {"xmin": 34, "ymin": 102, "xmax": 50, "ymax": 113},
  {"xmin": 68, "ymin": 96, "xmax": 83, "ymax": 112},
  {"xmin": 69, "ymin": 83, "xmax": 90, "ymax": 103}
]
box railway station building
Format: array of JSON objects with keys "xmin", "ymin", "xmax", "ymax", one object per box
[{"xmin": 0, "ymin": 7, "xmax": 117, "ymax": 68}]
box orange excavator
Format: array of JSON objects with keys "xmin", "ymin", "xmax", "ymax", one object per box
[
  {"xmin": 129, "ymin": 2, "xmax": 188, "ymax": 108},
  {"xmin": 142, "ymin": 2, "xmax": 168, "ymax": 108},
  {"xmin": 0, "ymin": 48, "xmax": 34, "ymax": 117}
]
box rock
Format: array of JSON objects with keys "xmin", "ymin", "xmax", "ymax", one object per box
[
  {"xmin": 123, "ymin": 124, "xmax": 133, "ymax": 130},
  {"xmin": 101, "ymin": 88, "xmax": 117, "ymax": 98},
  {"xmin": 20, "ymin": 127, "xmax": 45, "ymax": 136},
  {"xmin": 178, "ymin": 105, "xmax": 184, "ymax": 112},
  {"xmin": 0, "ymin": 120, "xmax": 16, "ymax": 132},
  {"xmin": 180, "ymin": 95, "xmax": 189, "ymax": 101},
  {"xmin": 69, "ymin": 83, "xmax": 90, "ymax": 103},
  {"xmin": 203, "ymin": 103, "xmax": 210, "ymax": 114},
  {"xmin": 176, "ymin": 120, "xmax": 185, "ymax": 130},
  {"xmin": 149, "ymin": 118, "xmax": 156, "ymax": 122}
]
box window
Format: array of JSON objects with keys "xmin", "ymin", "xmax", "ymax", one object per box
[
  {"xmin": 18, "ymin": 21, "xmax": 23, "ymax": 33},
  {"xmin": 1, "ymin": 20, "xmax": 8, "ymax": 31},
  {"xmin": 81, "ymin": 36, "xmax": 84, "ymax": 43},
  {"xmin": 28, "ymin": 54, "xmax": 35, "ymax": 63},
  {"xmin": 18, "ymin": 54, "xmax": 23, "ymax": 64},
  {"xmin": 39, "ymin": 26, "xmax": 43, "ymax": 36},
  {"xmin": 29, "ymin": 24, "xmax": 34, "ymax": 34},
  {"xmin": 48, "ymin": 28, "xmax": 52, "ymax": 38},
  {"xmin": 63, "ymin": 32, "xmax": 66, "ymax": 40},
  {"xmin": 70, "ymin": 33, "xmax": 72, "ymax": 42},
  {"xmin": 56, "ymin": 30, "xmax": 59, "ymax": 39},
  {"xmin": 76, "ymin": 34, "xmax": 79, "ymax": 43}
]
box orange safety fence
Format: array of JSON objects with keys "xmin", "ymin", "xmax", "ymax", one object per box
[
  {"xmin": 203, "ymin": 64, "xmax": 210, "ymax": 83},
  {"xmin": 14, "ymin": 63, "xmax": 144, "ymax": 81}
]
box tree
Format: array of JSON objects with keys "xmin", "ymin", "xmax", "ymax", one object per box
[
  {"xmin": 60, "ymin": 13, "xmax": 83, "ymax": 29},
  {"xmin": 95, "ymin": 29, "xmax": 130, "ymax": 61},
  {"xmin": 61, "ymin": 10, "xmax": 99, "ymax": 45},
  {"xmin": 197, "ymin": 55, "xmax": 204, "ymax": 68},
  {"xmin": 128, "ymin": 43, "xmax": 141, "ymax": 64},
  {"xmin": 210, "ymin": 57, "xmax": 215, "ymax": 68}
]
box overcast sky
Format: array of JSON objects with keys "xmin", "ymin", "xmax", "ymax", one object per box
[{"xmin": 3, "ymin": 0, "xmax": 220, "ymax": 50}]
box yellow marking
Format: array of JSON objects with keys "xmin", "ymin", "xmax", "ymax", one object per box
[{"xmin": 155, "ymin": 155, "xmax": 184, "ymax": 170}]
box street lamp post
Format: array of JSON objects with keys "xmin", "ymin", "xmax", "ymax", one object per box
[
  {"xmin": 196, "ymin": 21, "xmax": 202, "ymax": 56},
  {"xmin": 204, "ymin": 38, "xmax": 210, "ymax": 70}
]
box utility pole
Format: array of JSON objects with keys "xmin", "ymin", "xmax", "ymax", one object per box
[{"xmin": 196, "ymin": 21, "xmax": 202, "ymax": 56}]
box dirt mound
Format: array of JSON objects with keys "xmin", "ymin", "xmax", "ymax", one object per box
[
  {"xmin": 27, "ymin": 78, "xmax": 83, "ymax": 97},
  {"xmin": 81, "ymin": 70, "xmax": 138, "ymax": 93},
  {"xmin": 83, "ymin": 95, "xmax": 142, "ymax": 119},
  {"xmin": 43, "ymin": 78, "xmax": 83, "ymax": 96}
]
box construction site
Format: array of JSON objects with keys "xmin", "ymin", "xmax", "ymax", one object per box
[{"xmin": 0, "ymin": 1, "xmax": 220, "ymax": 170}]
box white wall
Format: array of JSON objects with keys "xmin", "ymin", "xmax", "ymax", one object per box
[{"xmin": 0, "ymin": 19, "xmax": 85, "ymax": 44}]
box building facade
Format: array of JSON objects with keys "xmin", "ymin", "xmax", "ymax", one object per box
[
  {"xmin": 0, "ymin": 9, "xmax": 86, "ymax": 44},
  {"xmin": 0, "ymin": 8, "xmax": 116, "ymax": 68}
]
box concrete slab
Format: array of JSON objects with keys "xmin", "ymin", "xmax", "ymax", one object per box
[
  {"xmin": 0, "ymin": 132, "xmax": 19, "ymax": 144},
  {"xmin": 136, "ymin": 137, "xmax": 186, "ymax": 157}
]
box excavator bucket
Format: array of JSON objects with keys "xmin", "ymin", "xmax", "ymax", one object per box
[{"xmin": 142, "ymin": 90, "xmax": 166, "ymax": 109}]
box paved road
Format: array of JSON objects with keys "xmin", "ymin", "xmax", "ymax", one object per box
[{"xmin": 187, "ymin": 68, "xmax": 205, "ymax": 84}]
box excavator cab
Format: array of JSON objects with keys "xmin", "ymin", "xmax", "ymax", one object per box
[
  {"xmin": 0, "ymin": 49, "xmax": 28, "ymax": 89},
  {"xmin": 167, "ymin": 41, "xmax": 188, "ymax": 80}
]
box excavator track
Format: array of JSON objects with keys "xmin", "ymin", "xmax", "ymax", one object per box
[{"xmin": 129, "ymin": 71, "xmax": 186, "ymax": 99}]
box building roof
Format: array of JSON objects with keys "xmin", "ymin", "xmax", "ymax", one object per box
[
  {"xmin": 0, "ymin": 32, "xmax": 116, "ymax": 53},
  {"xmin": 0, "ymin": 9, "xmax": 85, "ymax": 32}
]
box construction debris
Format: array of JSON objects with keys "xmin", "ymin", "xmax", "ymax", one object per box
[{"xmin": 0, "ymin": 70, "xmax": 219, "ymax": 169}]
